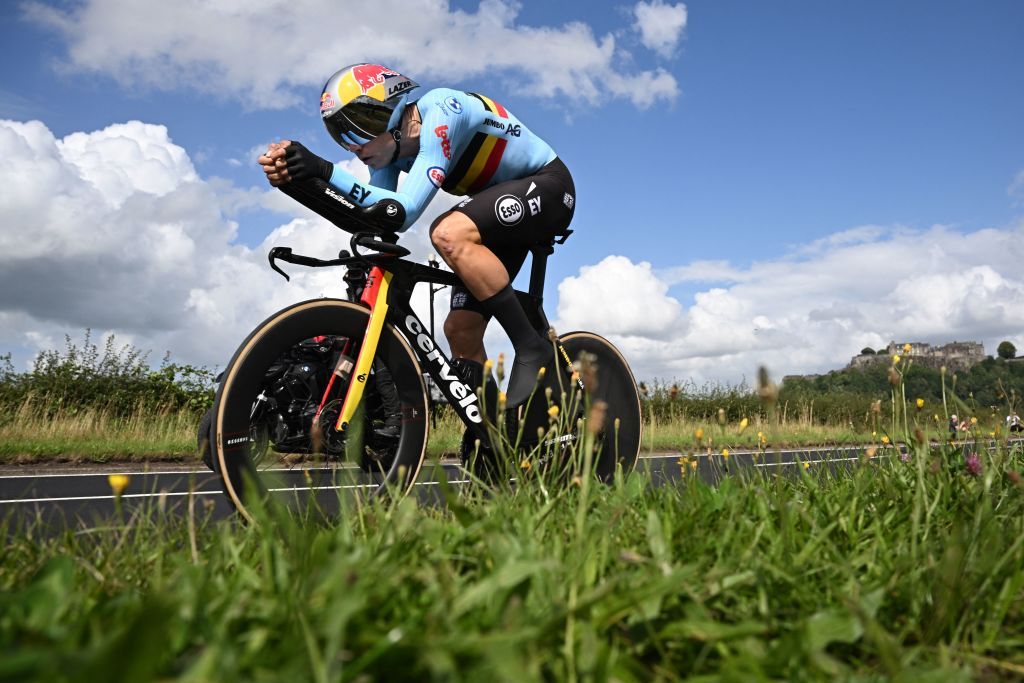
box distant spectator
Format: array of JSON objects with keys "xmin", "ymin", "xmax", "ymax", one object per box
[
  {"xmin": 1010, "ymin": 412, "xmax": 1023, "ymax": 433},
  {"xmin": 949, "ymin": 414, "xmax": 958, "ymax": 440}
]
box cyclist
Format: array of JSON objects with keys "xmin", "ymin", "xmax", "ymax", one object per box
[{"xmin": 258, "ymin": 63, "xmax": 575, "ymax": 411}]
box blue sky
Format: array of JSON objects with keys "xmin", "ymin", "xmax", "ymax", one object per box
[{"xmin": 1, "ymin": 0, "xmax": 1022, "ymax": 384}]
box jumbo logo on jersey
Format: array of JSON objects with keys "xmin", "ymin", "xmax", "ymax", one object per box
[
  {"xmin": 434, "ymin": 125, "xmax": 452, "ymax": 159},
  {"xmin": 495, "ymin": 194, "xmax": 524, "ymax": 225},
  {"xmin": 427, "ymin": 166, "xmax": 446, "ymax": 188}
]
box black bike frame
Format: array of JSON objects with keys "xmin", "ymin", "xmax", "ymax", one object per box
[{"xmin": 270, "ymin": 231, "xmax": 572, "ymax": 449}]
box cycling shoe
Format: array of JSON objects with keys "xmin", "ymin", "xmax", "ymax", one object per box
[{"xmin": 504, "ymin": 337, "xmax": 553, "ymax": 407}]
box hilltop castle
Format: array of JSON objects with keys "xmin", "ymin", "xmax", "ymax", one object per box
[{"xmin": 849, "ymin": 341, "xmax": 986, "ymax": 372}]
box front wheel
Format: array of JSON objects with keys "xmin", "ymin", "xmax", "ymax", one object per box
[{"xmin": 211, "ymin": 298, "xmax": 429, "ymax": 520}]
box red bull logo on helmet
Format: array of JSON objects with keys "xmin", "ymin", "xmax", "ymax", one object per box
[
  {"xmin": 352, "ymin": 64, "xmax": 399, "ymax": 94},
  {"xmin": 320, "ymin": 92, "xmax": 335, "ymax": 112}
]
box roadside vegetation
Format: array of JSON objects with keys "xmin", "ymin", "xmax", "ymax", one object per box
[
  {"xmin": 1, "ymin": 333, "xmax": 1021, "ymax": 463},
  {"xmin": 3, "ymin": 412, "xmax": 1023, "ymax": 679},
  {"xmin": 4, "ymin": 340, "xmax": 1024, "ymax": 679}
]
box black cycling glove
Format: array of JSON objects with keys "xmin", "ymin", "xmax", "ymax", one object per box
[{"xmin": 284, "ymin": 141, "xmax": 334, "ymax": 182}]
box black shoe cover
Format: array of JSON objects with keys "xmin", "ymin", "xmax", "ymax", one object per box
[{"xmin": 504, "ymin": 336, "xmax": 552, "ymax": 407}]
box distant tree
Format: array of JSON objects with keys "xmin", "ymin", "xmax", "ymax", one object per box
[
  {"xmin": 998, "ymin": 341, "xmax": 1017, "ymax": 359},
  {"xmin": 860, "ymin": 347, "xmax": 875, "ymax": 355},
  {"xmin": 876, "ymin": 349, "xmax": 888, "ymax": 355}
]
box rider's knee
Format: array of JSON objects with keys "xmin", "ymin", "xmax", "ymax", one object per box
[{"xmin": 430, "ymin": 212, "xmax": 479, "ymax": 260}]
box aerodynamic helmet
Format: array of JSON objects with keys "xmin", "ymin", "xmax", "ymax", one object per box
[{"xmin": 320, "ymin": 63, "xmax": 419, "ymax": 147}]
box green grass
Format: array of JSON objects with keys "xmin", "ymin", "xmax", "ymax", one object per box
[
  {"xmin": 1, "ymin": 399, "xmax": 1001, "ymax": 465},
  {"xmin": 0, "ymin": 393, "xmax": 919, "ymax": 464},
  {"xmin": 0, "ymin": 400, "xmax": 199, "ymax": 463},
  {"xmin": 3, "ymin": 438, "xmax": 1023, "ymax": 680}
]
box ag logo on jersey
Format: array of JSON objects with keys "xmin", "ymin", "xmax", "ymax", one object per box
[
  {"xmin": 443, "ymin": 96, "xmax": 463, "ymax": 114},
  {"xmin": 495, "ymin": 194, "xmax": 524, "ymax": 226}
]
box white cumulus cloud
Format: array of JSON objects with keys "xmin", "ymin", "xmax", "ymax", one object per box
[
  {"xmin": 553, "ymin": 222, "xmax": 1024, "ymax": 384},
  {"xmin": 633, "ymin": 0, "xmax": 688, "ymax": 58},
  {"xmin": 0, "ymin": 118, "xmax": 452, "ymax": 370},
  {"xmin": 24, "ymin": 0, "xmax": 679, "ymax": 110},
  {"xmin": 557, "ymin": 256, "xmax": 682, "ymax": 338}
]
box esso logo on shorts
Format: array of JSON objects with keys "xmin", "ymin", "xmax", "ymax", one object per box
[
  {"xmin": 427, "ymin": 166, "xmax": 446, "ymax": 188},
  {"xmin": 494, "ymin": 194, "xmax": 524, "ymax": 226}
]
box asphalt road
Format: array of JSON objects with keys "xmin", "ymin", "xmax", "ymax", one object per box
[{"xmin": 1, "ymin": 445, "xmax": 880, "ymax": 527}]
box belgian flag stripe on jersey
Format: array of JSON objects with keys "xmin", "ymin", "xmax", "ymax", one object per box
[
  {"xmin": 467, "ymin": 137, "xmax": 507, "ymax": 194},
  {"xmin": 442, "ymin": 94, "xmax": 511, "ymax": 195},
  {"xmin": 468, "ymin": 92, "xmax": 509, "ymax": 118},
  {"xmin": 442, "ymin": 133, "xmax": 485, "ymax": 193}
]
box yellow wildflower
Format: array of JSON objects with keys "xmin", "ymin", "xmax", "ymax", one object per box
[
  {"xmin": 108, "ymin": 474, "xmax": 129, "ymax": 496},
  {"xmin": 865, "ymin": 446, "xmax": 878, "ymax": 458},
  {"xmin": 916, "ymin": 398, "xmax": 925, "ymax": 409},
  {"xmin": 722, "ymin": 448, "xmax": 730, "ymax": 460},
  {"xmin": 498, "ymin": 391, "xmax": 507, "ymax": 406},
  {"xmin": 881, "ymin": 435, "xmax": 890, "ymax": 444},
  {"xmin": 484, "ymin": 358, "xmax": 494, "ymax": 373},
  {"xmin": 892, "ymin": 354, "xmax": 901, "ymax": 364},
  {"xmin": 803, "ymin": 462, "xmax": 810, "ymax": 470},
  {"xmin": 519, "ymin": 459, "xmax": 531, "ymax": 471},
  {"xmin": 694, "ymin": 427, "xmax": 704, "ymax": 441},
  {"xmin": 690, "ymin": 460, "xmax": 698, "ymax": 470},
  {"xmin": 971, "ymin": 416, "xmax": 978, "ymax": 425},
  {"xmin": 739, "ymin": 417, "xmax": 749, "ymax": 432},
  {"xmin": 903, "ymin": 343, "xmax": 912, "ymax": 353},
  {"xmin": 547, "ymin": 405, "xmax": 559, "ymax": 418}
]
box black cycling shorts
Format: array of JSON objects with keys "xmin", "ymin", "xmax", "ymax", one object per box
[{"xmin": 447, "ymin": 157, "xmax": 575, "ymax": 317}]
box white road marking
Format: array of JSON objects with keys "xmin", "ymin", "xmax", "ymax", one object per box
[{"xmin": 0, "ymin": 477, "xmax": 469, "ymax": 505}]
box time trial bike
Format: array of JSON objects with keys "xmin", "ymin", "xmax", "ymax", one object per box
[{"xmin": 206, "ymin": 177, "xmax": 642, "ymax": 520}]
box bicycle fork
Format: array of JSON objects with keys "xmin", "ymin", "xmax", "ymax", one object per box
[{"xmin": 334, "ymin": 266, "xmax": 393, "ymax": 433}]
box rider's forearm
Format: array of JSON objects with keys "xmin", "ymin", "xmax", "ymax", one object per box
[{"xmin": 327, "ymin": 164, "xmax": 426, "ymax": 231}]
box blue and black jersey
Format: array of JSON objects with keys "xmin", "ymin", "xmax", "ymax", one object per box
[{"xmin": 325, "ymin": 87, "xmax": 557, "ymax": 231}]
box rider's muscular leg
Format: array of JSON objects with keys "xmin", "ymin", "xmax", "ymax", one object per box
[
  {"xmin": 431, "ymin": 212, "xmax": 551, "ymax": 406},
  {"xmin": 430, "ymin": 212, "xmax": 508, "ymax": 298},
  {"xmin": 443, "ymin": 310, "xmax": 487, "ymax": 364}
]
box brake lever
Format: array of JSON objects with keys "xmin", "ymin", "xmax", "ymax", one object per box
[{"xmin": 268, "ymin": 246, "xmax": 292, "ymax": 282}]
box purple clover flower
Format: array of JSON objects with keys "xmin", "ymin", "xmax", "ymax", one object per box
[{"xmin": 965, "ymin": 453, "xmax": 982, "ymax": 477}]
